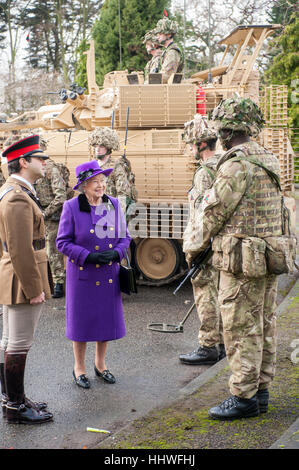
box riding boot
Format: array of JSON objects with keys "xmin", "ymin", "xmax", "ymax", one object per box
[
  {"xmin": 0, "ymin": 362, "xmax": 8, "ymax": 417},
  {"xmin": 4, "ymin": 352, "xmax": 53, "ymax": 424}
]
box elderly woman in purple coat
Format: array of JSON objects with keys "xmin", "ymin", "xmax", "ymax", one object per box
[{"xmin": 56, "ymin": 160, "xmax": 131, "ymax": 389}]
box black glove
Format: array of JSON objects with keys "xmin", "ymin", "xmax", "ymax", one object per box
[
  {"xmin": 85, "ymin": 250, "xmax": 119, "ymax": 265},
  {"xmin": 97, "ymin": 250, "xmax": 120, "ymax": 264}
]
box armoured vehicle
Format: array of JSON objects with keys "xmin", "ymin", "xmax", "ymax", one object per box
[{"xmin": 0, "ymin": 25, "xmax": 296, "ymax": 285}]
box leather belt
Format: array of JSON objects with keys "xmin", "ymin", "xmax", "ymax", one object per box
[{"xmin": 2, "ymin": 239, "xmax": 46, "ymax": 252}]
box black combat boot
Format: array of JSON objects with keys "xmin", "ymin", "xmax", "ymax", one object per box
[
  {"xmin": 208, "ymin": 394, "xmax": 259, "ymax": 420},
  {"xmin": 4, "ymin": 352, "xmax": 53, "ymax": 424},
  {"xmin": 218, "ymin": 343, "xmax": 226, "ymax": 360},
  {"xmin": 179, "ymin": 345, "xmax": 219, "ymax": 365},
  {"xmin": 52, "ymin": 283, "xmax": 64, "ymax": 298},
  {"xmin": 257, "ymin": 389, "xmax": 269, "ymax": 413}
]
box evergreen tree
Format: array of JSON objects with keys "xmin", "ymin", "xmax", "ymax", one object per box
[
  {"xmin": 75, "ymin": 0, "xmax": 170, "ymax": 87},
  {"xmin": 265, "ymin": 13, "xmax": 299, "ymax": 127}
]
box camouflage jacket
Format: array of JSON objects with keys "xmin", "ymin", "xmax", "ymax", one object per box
[
  {"xmin": 35, "ymin": 159, "xmax": 68, "ymax": 220},
  {"xmin": 160, "ymin": 42, "xmax": 183, "ymax": 83},
  {"xmin": 144, "ymin": 54, "xmax": 161, "ymax": 82},
  {"xmin": 183, "ymin": 155, "xmax": 218, "ymax": 255},
  {"xmin": 190, "ymin": 141, "xmax": 283, "ymax": 259},
  {"xmin": 97, "ymin": 156, "xmax": 138, "ymax": 214},
  {"xmin": 0, "ymin": 168, "xmax": 5, "ymax": 187}
]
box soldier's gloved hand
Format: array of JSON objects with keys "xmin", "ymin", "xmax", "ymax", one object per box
[{"xmin": 96, "ymin": 250, "xmax": 120, "ymax": 264}]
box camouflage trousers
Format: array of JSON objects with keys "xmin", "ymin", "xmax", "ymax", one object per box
[
  {"xmin": 191, "ymin": 265, "xmax": 223, "ymax": 348},
  {"xmin": 45, "ymin": 220, "xmax": 65, "ymax": 284},
  {"xmin": 219, "ymin": 271, "xmax": 278, "ymax": 399}
]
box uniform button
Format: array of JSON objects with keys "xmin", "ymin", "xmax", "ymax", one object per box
[
  {"xmin": 96, "ymin": 281, "xmax": 100, "ymax": 286},
  {"xmin": 79, "ymin": 267, "xmax": 83, "ymax": 271},
  {"xmin": 108, "ymin": 261, "xmax": 112, "ymax": 266},
  {"xmin": 110, "ymin": 227, "xmax": 114, "ymax": 231},
  {"xmin": 109, "ymin": 244, "xmax": 112, "ymax": 248},
  {"xmin": 95, "ymin": 245, "xmax": 99, "ymax": 250},
  {"xmin": 71, "ymin": 259, "xmax": 74, "ymax": 263},
  {"xmin": 109, "ymin": 279, "xmax": 113, "ymax": 284},
  {"xmin": 96, "ymin": 264, "xmax": 100, "ymax": 268},
  {"xmin": 90, "ymin": 229, "xmax": 95, "ymax": 233}
]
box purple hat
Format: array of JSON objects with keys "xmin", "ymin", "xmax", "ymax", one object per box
[{"xmin": 73, "ymin": 160, "xmax": 113, "ymax": 190}]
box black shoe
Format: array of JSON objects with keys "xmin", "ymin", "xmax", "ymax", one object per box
[
  {"xmin": 257, "ymin": 389, "xmax": 269, "ymax": 413},
  {"xmin": 73, "ymin": 371, "xmax": 90, "ymax": 389},
  {"xmin": 6, "ymin": 402, "xmax": 53, "ymax": 424},
  {"xmin": 218, "ymin": 343, "xmax": 226, "ymax": 360},
  {"xmin": 52, "ymin": 283, "xmax": 64, "ymax": 298},
  {"xmin": 179, "ymin": 346, "xmax": 219, "ymax": 365},
  {"xmin": 208, "ymin": 395, "xmax": 259, "ymax": 420},
  {"xmin": 94, "ymin": 366, "xmax": 115, "ymax": 384}
]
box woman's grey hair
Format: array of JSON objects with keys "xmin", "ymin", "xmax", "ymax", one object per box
[{"xmin": 77, "ymin": 174, "xmax": 107, "ymax": 193}]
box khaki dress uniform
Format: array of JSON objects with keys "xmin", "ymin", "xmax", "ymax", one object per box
[{"xmin": 0, "ymin": 177, "xmax": 51, "ymax": 305}]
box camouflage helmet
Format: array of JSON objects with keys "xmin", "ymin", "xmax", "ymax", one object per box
[
  {"xmin": 183, "ymin": 114, "xmax": 217, "ymax": 144},
  {"xmin": 154, "ymin": 17, "xmax": 178, "ymax": 36},
  {"xmin": 88, "ymin": 127, "xmax": 120, "ymax": 151},
  {"xmin": 211, "ymin": 94, "xmax": 265, "ymax": 137},
  {"xmin": 142, "ymin": 30, "xmax": 159, "ymax": 46}
]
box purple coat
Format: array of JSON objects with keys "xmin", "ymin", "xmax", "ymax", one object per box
[{"xmin": 56, "ymin": 194, "xmax": 131, "ymax": 342}]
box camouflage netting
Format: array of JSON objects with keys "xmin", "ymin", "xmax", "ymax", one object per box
[
  {"xmin": 211, "ymin": 94, "xmax": 265, "ymax": 137},
  {"xmin": 183, "ymin": 114, "xmax": 217, "ymax": 144},
  {"xmin": 154, "ymin": 17, "xmax": 178, "ymax": 36},
  {"xmin": 88, "ymin": 127, "xmax": 120, "ymax": 151}
]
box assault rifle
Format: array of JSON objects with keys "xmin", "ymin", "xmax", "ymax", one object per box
[{"xmin": 173, "ymin": 245, "xmax": 213, "ymax": 296}]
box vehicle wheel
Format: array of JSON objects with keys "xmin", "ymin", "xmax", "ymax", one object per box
[{"xmin": 134, "ymin": 238, "xmax": 181, "ymax": 282}]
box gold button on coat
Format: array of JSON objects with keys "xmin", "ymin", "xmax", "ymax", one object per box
[
  {"xmin": 95, "ymin": 245, "xmax": 99, "ymax": 250},
  {"xmin": 109, "ymin": 279, "xmax": 113, "ymax": 284},
  {"xmin": 108, "ymin": 261, "xmax": 112, "ymax": 266},
  {"xmin": 79, "ymin": 267, "xmax": 83, "ymax": 271},
  {"xmin": 96, "ymin": 281, "xmax": 100, "ymax": 286},
  {"xmin": 109, "ymin": 244, "xmax": 112, "ymax": 248},
  {"xmin": 96, "ymin": 264, "xmax": 100, "ymax": 268},
  {"xmin": 90, "ymin": 229, "xmax": 95, "ymax": 233}
]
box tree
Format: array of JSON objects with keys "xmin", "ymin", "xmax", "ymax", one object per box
[
  {"xmin": 75, "ymin": 0, "xmax": 170, "ymax": 87},
  {"xmin": 265, "ymin": 13, "xmax": 299, "ymax": 127},
  {"xmin": 172, "ymin": 0, "xmax": 274, "ymax": 78},
  {"xmin": 22, "ymin": 0, "xmax": 103, "ymax": 83}
]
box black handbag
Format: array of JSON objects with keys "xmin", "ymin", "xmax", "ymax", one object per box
[{"xmin": 119, "ymin": 250, "xmax": 138, "ymax": 295}]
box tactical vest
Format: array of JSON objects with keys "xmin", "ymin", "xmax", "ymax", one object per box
[
  {"xmin": 161, "ymin": 42, "xmax": 184, "ymax": 73},
  {"xmin": 217, "ymin": 141, "xmax": 283, "ymax": 238}
]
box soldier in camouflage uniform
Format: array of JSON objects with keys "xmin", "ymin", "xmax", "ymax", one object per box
[
  {"xmin": 190, "ymin": 95, "xmax": 286, "ymax": 420},
  {"xmin": 180, "ymin": 115, "xmax": 225, "ymax": 366},
  {"xmin": 88, "ymin": 127, "xmax": 138, "ymax": 219},
  {"xmin": 143, "ymin": 30, "xmax": 162, "ymax": 84},
  {"xmin": 0, "ymin": 161, "xmax": 5, "ymax": 187},
  {"xmin": 35, "ymin": 137, "xmax": 72, "ymax": 298},
  {"xmin": 154, "ymin": 17, "xmax": 183, "ymax": 84}
]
